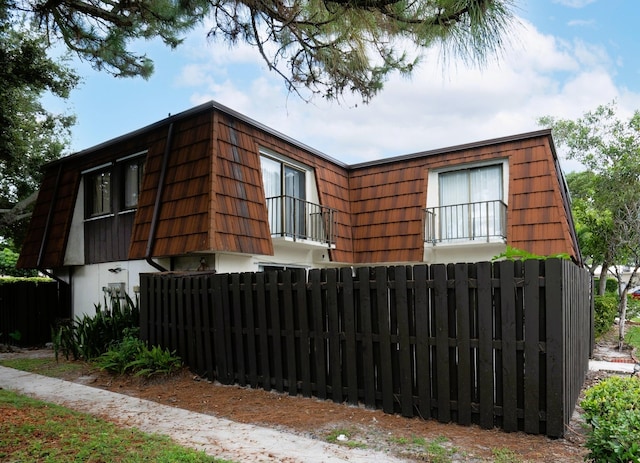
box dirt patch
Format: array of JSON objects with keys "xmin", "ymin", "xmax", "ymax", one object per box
[{"xmin": 2, "ymin": 327, "xmax": 636, "ymax": 462}]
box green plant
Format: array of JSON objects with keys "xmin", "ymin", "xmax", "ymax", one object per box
[
  {"xmin": 324, "ymin": 428, "xmax": 366, "ymax": 449},
  {"xmin": 0, "ymin": 247, "xmax": 38, "ymax": 277},
  {"xmin": 492, "ymin": 246, "xmax": 570, "ymax": 261},
  {"xmin": 8, "ymin": 330, "xmax": 21, "ymax": 343},
  {"xmin": 594, "ymin": 293, "xmax": 619, "ymax": 338},
  {"xmin": 595, "ymin": 277, "xmax": 619, "ymax": 294},
  {"xmin": 423, "ymin": 436, "xmax": 454, "ymax": 463},
  {"xmin": 581, "ymin": 376, "xmax": 640, "ymax": 462},
  {"xmin": 95, "ymin": 335, "xmax": 182, "ymax": 378},
  {"xmin": 127, "ymin": 345, "xmax": 182, "ymax": 378},
  {"xmin": 52, "ymin": 293, "xmax": 139, "ymax": 361},
  {"xmin": 492, "ymin": 447, "xmax": 523, "ymax": 463}
]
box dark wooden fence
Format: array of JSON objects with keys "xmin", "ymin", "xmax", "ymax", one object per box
[
  {"xmin": 140, "ymin": 259, "xmax": 592, "ymax": 437},
  {"xmin": 0, "ymin": 280, "xmax": 71, "ymax": 346}
]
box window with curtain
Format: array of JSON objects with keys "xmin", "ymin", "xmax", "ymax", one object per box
[
  {"xmin": 88, "ymin": 171, "xmax": 111, "ymax": 217},
  {"xmin": 260, "ymin": 155, "xmax": 306, "ymax": 238},
  {"xmin": 439, "ymin": 164, "xmax": 503, "ymax": 240},
  {"xmin": 123, "ymin": 159, "xmax": 145, "ymax": 209}
]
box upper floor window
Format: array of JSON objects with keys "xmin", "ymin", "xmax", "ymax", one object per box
[
  {"xmin": 260, "ymin": 154, "xmax": 307, "ymax": 239},
  {"xmin": 122, "ymin": 158, "xmax": 145, "ymax": 210},
  {"xmin": 425, "ymin": 162, "xmax": 507, "ymax": 243},
  {"xmin": 88, "ymin": 170, "xmax": 111, "ymax": 217},
  {"xmin": 84, "ymin": 153, "xmax": 146, "ymax": 219},
  {"xmin": 259, "ymin": 151, "xmax": 336, "ymax": 246}
]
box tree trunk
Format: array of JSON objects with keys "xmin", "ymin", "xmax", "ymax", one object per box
[
  {"xmin": 598, "ymin": 261, "xmax": 610, "ymax": 295},
  {"xmin": 619, "ymin": 293, "xmax": 627, "ymax": 350}
]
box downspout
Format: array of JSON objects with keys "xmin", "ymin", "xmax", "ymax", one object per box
[
  {"xmin": 36, "ymin": 164, "xmax": 66, "ymax": 285},
  {"xmin": 145, "ymin": 123, "xmax": 174, "ymax": 272}
]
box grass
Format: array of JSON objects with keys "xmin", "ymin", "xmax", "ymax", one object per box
[
  {"xmin": 625, "ymin": 324, "xmax": 640, "ymax": 351},
  {"xmin": 0, "ymin": 357, "xmax": 87, "ymax": 377},
  {"xmin": 324, "ymin": 427, "xmax": 367, "ymax": 449},
  {"xmin": 0, "ymin": 389, "xmax": 232, "ymax": 462},
  {"xmin": 492, "ymin": 447, "xmax": 525, "ymax": 463}
]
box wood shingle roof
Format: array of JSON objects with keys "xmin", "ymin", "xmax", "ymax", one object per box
[{"xmin": 17, "ymin": 101, "xmax": 580, "ymax": 270}]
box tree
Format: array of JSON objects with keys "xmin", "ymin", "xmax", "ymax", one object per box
[
  {"xmin": 539, "ymin": 102, "xmax": 640, "ymax": 348},
  {"xmin": 0, "ymin": 3, "xmax": 79, "ymax": 246},
  {"xmin": 11, "ymin": 0, "xmax": 515, "ymax": 101},
  {"xmin": 565, "ymin": 171, "xmax": 614, "ymax": 294}
]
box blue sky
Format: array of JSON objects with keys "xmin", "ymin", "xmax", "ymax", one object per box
[{"xmin": 50, "ymin": 0, "xmax": 640, "ymax": 171}]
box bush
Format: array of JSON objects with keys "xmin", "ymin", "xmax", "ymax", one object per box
[
  {"xmin": 52, "ymin": 293, "xmax": 139, "ymax": 361},
  {"xmin": 594, "ymin": 293, "xmax": 619, "ymax": 338},
  {"xmin": 95, "ymin": 335, "xmax": 182, "ymax": 378},
  {"xmin": 0, "ymin": 247, "xmax": 37, "ymax": 277},
  {"xmin": 594, "ymin": 277, "xmax": 619, "ymax": 294},
  {"xmin": 581, "ymin": 376, "xmax": 640, "ymax": 463}
]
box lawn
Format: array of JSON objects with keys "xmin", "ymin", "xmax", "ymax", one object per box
[{"xmin": 0, "ymin": 388, "xmax": 232, "ymax": 463}]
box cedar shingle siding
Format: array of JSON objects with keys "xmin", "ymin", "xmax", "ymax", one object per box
[{"xmin": 17, "ymin": 102, "xmax": 580, "ymax": 270}]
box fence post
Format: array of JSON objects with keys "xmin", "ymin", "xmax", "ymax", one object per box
[
  {"xmin": 545, "ymin": 258, "xmax": 565, "ymax": 437},
  {"xmin": 139, "ymin": 274, "xmax": 149, "ymax": 342}
]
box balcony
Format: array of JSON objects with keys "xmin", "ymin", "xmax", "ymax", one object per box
[
  {"xmin": 265, "ymin": 195, "xmax": 336, "ymax": 246},
  {"xmin": 424, "ymin": 200, "xmax": 507, "ymax": 244}
]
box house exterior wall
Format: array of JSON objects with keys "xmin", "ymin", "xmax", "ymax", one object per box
[
  {"xmin": 70, "ymin": 259, "xmax": 168, "ymax": 319},
  {"xmin": 17, "ymin": 102, "xmax": 580, "ymax": 318}
]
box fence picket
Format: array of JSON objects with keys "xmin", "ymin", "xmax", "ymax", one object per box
[
  {"xmin": 309, "ymin": 269, "xmax": 327, "ymax": 399},
  {"xmin": 341, "ymin": 267, "xmax": 359, "ymax": 405},
  {"xmin": 394, "ymin": 266, "xmax": 414, "ymax": 417},
  {"xmin": 524, "ymin": 260, "xmax": 541, "ymax": 434},
  {"xmin": 243, "ymin": 272, "xmax": 258, "ymax": 387},
  {"xmin": 255, "ymin": 272, "xmax": 271, "ymax": 390},
  {"xmin": 293, "ymin": 269, "xmax": 312, "ymax": 397},
  {"xmin": 357, "ymin": 267, "xmax": 376, "ymax": 408},
  {"xmin": 455, "ymin": 263, "xmax": 472, "ymax": 425},
  {"xmin": 326, "ymin": 269, "xmax": 342, "ymax": 403},
  {"xmin": 432, "ymin": 264, "xmax": 451, "ymax": 423},
  {"xmin": 414, "ymin": 265, "xmax": 432, "ymax": 419},
  {"xmin": 375, "ymin": 266, "xmax": 394, "ymax": 414},
  {"xmin": 281, "ymin": 270, "xmax": 298, "ymax": 396},
  {"xmin": 476, "ymin": 261, "xmax": 494, "ymax": 429}
]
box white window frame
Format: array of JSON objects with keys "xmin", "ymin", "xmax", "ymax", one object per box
[{"xmin": 426, "ymin": 159, "xmax": 509, "ymax": 243}]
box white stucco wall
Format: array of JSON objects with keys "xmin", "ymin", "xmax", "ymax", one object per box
[{"xmin": 69, "ymin": 259, "xmax": 169, "ymax": 319}]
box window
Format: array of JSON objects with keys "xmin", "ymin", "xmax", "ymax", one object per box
[
  {"xmin": 123, "ymin": 158, "xmax": 144, "ymax": 209},
  {"xmin": 84, "ymin": 154, "xmax": 146, "ymax": 219},
  {"xmin": 260, "ymin": 155, "xmax": 307, "ymax": 238},
  {"xmin": 437, "ymin": 164, "xmax": 505, "ymax": 241},
  {"xmin": 88, "ymin": 170, "xmax": 111, "ymax": 217}
]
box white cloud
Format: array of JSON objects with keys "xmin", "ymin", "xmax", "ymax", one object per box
[
  {"xmin": 171, "ymin": 13, "xmax": 638, "ymax": 174},
  {"xmin": 552, "ymin": 0, "xmax": 596, "ymax": 8}
]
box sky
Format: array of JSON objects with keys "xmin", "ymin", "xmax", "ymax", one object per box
[{"xmin": 49, "ymin": 0, "xmax": 640, "ymax": 172}]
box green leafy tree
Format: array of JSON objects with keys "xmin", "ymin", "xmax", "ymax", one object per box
[
  {"xmin": 11, "ymin": 0, "xmax": 515, "ymax": 101},
  {"xmin": 539, "ymin": 101, "xmax": 640, "ymax": 347},
  {"xmin": 0, "ymin": 3, "xmax": 79, "ymax": 246},
  {"xmin": 565, "ymin": 171, "xmax": 614, "ymax": 293}
]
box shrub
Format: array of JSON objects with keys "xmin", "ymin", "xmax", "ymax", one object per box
[
  {"xmin": 581, "ymin": 376, "xmax": 640, "ymax": 463},
  {"xmin": 594, "ymin": 293, "xmax": 618, "ymax": 338},
  {"xmin": 52, "ymin": 293, "xmax": 139, "ymax": 361},
  {"xmin": 594, "ymin": 277, "xmax": 619, "ymax": 295},
  {"xmin": 95, "ymin": 335, "xmax": 182, "ymax": 378}
]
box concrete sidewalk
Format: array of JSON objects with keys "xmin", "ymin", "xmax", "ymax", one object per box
[
  {"xmin": 588, "ymin": 359, "xmax": 638, "ymax": 374},
  {"xmin": 0, "ymin": 366, "xmax": 406, "ymax": 463}
]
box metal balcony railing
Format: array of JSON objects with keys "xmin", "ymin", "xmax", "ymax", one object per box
[
  {"xmin": 265, "ymin": 195, "xmax": 336, "ymax": 246},
  {"xmin": 424, "ymin": 200, "xmax": 507, "ymax": 244}
]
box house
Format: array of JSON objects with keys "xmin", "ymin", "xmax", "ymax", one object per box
[{"xmin": 17, "ymin": 101, "xmax": 580, "ymax": 318}]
